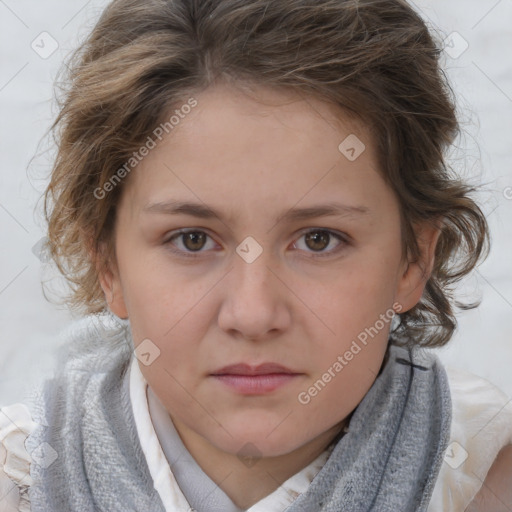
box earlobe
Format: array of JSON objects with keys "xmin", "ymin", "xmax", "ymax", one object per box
[
  {"xmin": 95, "ymin": 244, "xmax": 129, "ymax": 319},
  {"xmin": 98, "ymin": 265, "xmax": 129, "ymax": 319},
  {"xmin": 395, "ymin": 220, "xmax": 442, "ymax": 313}
]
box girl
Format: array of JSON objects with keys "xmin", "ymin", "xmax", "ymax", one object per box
[{"xmin": 1, "ymin": 0, "xmax": 512, "ymax": 510}]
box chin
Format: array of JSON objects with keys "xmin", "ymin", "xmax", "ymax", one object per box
[{"xmin": 208, "ymin": 423, "xmax": 305, "ymax": 458}]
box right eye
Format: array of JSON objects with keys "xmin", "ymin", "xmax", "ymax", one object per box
[{"xmin": 164, "ymin": 229, "xmax": 219, "ymax": 258}]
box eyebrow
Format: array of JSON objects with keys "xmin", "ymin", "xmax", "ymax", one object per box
[{"xmin": 142, "ymin": 200, "xmax": 370, "ymax": 223}]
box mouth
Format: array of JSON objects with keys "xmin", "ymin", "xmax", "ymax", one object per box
[
  {"xmin": 210, "ymin": 362, "xmax": 303, "ymax": 394},
  {"xmin": 211, "ymin": 362, "xmax": 299, "ymax": 376}
]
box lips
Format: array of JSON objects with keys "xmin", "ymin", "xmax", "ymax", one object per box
[
  {"xmin": 211, "ymin": 362, "xmax": 299, "ymax": 376},
  {"xmin": 211, "ymin": 363, "xmax": 302, "ymax": 394}
]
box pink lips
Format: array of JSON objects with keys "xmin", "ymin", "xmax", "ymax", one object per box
[{"xmin": 211, "ymin": 363, "xmax": 302, "ymax": 394}]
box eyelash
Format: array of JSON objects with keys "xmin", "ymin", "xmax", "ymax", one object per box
[{"xmin": 163, "ymin": 228, "xmax": 350, "ymax": 259}]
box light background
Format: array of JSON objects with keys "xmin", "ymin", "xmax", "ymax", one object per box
[{"xmin": 0, "ymin": 0, "xmax": 511, "ymax": 406}]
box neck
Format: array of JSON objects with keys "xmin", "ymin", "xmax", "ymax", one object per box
[{"xmin": 170, "ymin": 416, "xmax": 348, "ymax": 510}]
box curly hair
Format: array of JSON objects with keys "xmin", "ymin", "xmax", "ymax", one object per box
[{"xmin": 43, "ymin": 0, "xmax": 490, "ymax": 348}]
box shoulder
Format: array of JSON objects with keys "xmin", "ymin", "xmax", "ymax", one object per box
[
  {"xmin": 465, "ymin": 444, "xmax": 512, "ymax": 512},
  {"xmin": 428, "ymin": 366, "xmax": 512, "ymax": 512},
  {"xmin": 0, "ymin": 403, "xmax": 38, "ymax": 512},
  {"xmin": 444, "ymin": 365, "xmax": 512, "ymax": 447}
]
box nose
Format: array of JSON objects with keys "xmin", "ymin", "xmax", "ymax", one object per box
[{"xmin": 217, "ymin": 247, "xmax": 291, "ymax": 341}]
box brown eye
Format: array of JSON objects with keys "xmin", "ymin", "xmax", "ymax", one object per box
[
  {"xmin": 304, "ymin": 230, "xmax": 331, "ymax": 252},
  {"xmin": 292, "ymin": 229, "xmax": 348, "ymax": 258},
  {"xmin": 181, "ymin": 231, "xmax": 207, "ymax": 251},
  {"xmin": 165, "ymin": 229, "xmax": 217, "ymax": 257}
]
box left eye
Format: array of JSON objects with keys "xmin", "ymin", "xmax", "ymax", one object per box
[
  {"xmin": 164, "ymin": 228, "xmax": 347, "ymax": 257},
  {"xmin": 291, "ymin": 229, "xmax": 347, "ymax": 257}
]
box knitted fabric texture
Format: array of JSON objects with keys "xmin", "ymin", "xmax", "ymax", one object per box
[{"xmin": 24, "ymin": 313, "xmax": 451, "ymax": 512}]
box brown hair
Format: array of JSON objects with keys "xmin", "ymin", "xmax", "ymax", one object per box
[{"xmin": 43, "ymin": 0, "xmax": 490, "ymax": 347}]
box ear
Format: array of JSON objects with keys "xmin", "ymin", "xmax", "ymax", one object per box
[
  {"xmin": 95, "ymin": 242, "xmax": 129, "ymax": 319},
  {"xmin": 395, "ymin": 219, "xmax": 442, "ymax": 313}
]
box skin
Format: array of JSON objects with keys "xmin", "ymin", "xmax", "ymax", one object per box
[
  {"xmin": 98, "ymin": 82, "xmax": 441, "ymax": 509},
  {"xmin": 466, "ymin": 444, "xmax": 512, "ymax": 511}
]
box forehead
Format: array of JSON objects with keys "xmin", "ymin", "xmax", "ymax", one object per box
[
  {"xmin": 120, "ymin": 83, "xmax": 395, "ymax": 225},
  {"xmin": 168, "ymin": 83, "xmax": 370, "ymax": 156}
]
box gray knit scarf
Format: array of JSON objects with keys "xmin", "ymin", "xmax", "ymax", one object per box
[{"xmin": 25, "ymin": 313, "xmax": 451, "ymax": 512}]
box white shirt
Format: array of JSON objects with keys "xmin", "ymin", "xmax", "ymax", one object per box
[{"xmin": 2, "ymin": 360, "xmax": 512, "ymax": 512}]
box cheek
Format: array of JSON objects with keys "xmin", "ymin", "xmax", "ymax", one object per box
[
  {"xmin": 298, "ymin": 344, "xmax": 386, "ymax": 433},
  {"xmin": 294, "ymin": 273, "xmax": 392, "ymax": 423},
  {"xmin": 289, "ymin": 254, "xmax": 397, "ymax": 403},
  {"xmin": 294, "ymin": 254, "xmax": 399, "ymax": 339},
  {"xmin": 116, "ymin": 265, "xmax": 209, "ymax": 378},
  {"xmin": 117, "ymin": 240, "xmax": 205, "ymax": 327}
]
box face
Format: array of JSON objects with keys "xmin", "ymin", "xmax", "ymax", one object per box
[{"xmin": 100, "ymin": 83, "xmax": 438, "ymax": 459}]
